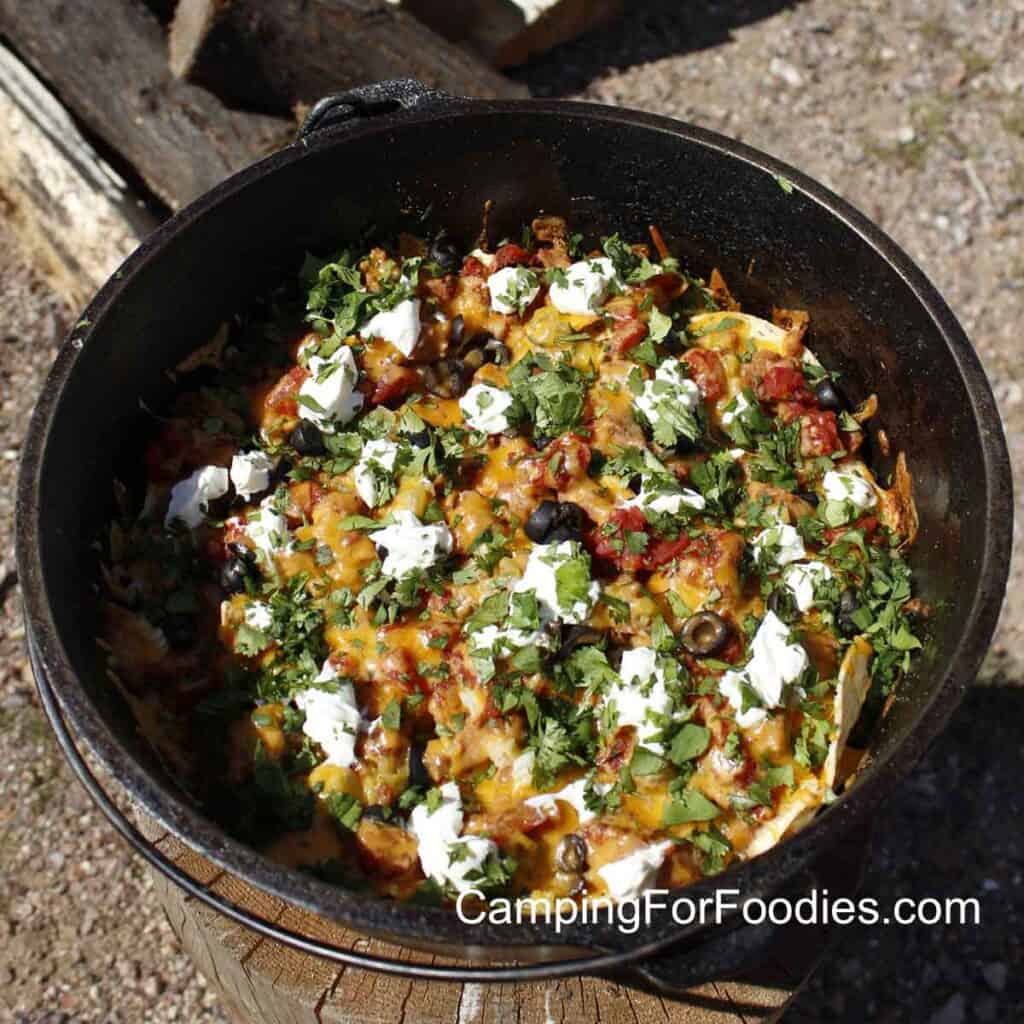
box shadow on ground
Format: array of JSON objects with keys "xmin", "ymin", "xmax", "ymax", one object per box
[
  {"xmin": 513, "ymin": 1, "xmax": 806, "ymax": 97},
  {"xmin": 787, "ymin": 687, "xmax": 1022, "ymax": 1021}
]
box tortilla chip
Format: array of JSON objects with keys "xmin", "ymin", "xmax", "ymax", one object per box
[
  {"xmin": 689, "ymin": 310, "xmax": 793, "ymax": 356},
  {"xmin": 708, "ymin": 268, "xmax": 740, "ymax": 311},
  {"xmin": 745, "ymin": 777, "xmax": 824, "ymax": 857},
  {"xmin": 824, "ymin": 636, "xmax": 873, "ymax": 789},
  {"xmin": 876, "ymin": 452, "xmax": 919, "ymax": 547},
  {"xmin": 175, "ymin": 322, "xmax": 228, "ymax": 374},
  {"xmin": 772, "ymin": 307, "xmax": 810, "ymax": 351},
  {"xmin": 852, "ymin": 393, "xmax": 879, "ymax": 424}
]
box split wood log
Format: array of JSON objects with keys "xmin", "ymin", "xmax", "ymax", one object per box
[
  {"xmin": 0, "ymin": 0, "xmax": 294, "ymax": 210},
  {"xmin": 403, "ymin": 0, "xmax": 624, "ymax": 69},
  {"xmin": 137, "ymin": 817, "xmax": 806, "ymax": 1024},
  {"xmin": 0, "ymin": 44, "xmax": 158, "ymax": 311},
  {"xmin": 167, "ymin": 0, "xmax": 529, "ymax": 116}
]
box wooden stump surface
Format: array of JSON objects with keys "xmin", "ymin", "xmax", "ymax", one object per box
[{"xmin": 138, "ymin": 817, "xmax": 811, "ymax": 1024}]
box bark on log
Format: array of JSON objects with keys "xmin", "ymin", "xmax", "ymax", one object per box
[
  {"xmin": 0, "ymin": 0, "xmax": 293, "ymax": 210},
  {"xmin": 403, "ymin": 0, "xmax": 624, "ymax": 69},
  {"xmin": 0, "ymin": 44, "xmax": 158, "ymax": 311},
  {"xmin": 167, "ymin": 0, "xmax": 529, "ymax": 115}
]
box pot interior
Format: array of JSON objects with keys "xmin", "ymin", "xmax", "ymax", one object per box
[{"xmin": 25, "ymin": 104, "xmax": 1005, "ymax": 948}]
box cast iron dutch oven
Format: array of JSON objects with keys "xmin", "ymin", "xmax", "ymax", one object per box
[{"xmin": 15, "ymin": 80, "xmax": 1013, "ymax": 992}]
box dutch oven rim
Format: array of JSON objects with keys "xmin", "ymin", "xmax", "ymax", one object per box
[{"xmin": 14, "ymin": 91, "xmax": 1014, "ymax": 962}]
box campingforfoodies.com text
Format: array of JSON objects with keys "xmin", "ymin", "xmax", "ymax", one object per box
[{"xmin": 455, "ymin": 888, "xmax": 982, "ymax": 935}]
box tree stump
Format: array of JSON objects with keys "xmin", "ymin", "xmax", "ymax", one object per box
[{"xmin": 139, "ymin": 818, "xmax": 819, "ymax": 1024}]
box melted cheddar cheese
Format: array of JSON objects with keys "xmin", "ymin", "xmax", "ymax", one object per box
[{"xmin": 100, "ymin": 218, "xmax": 920, "ymax": 907}]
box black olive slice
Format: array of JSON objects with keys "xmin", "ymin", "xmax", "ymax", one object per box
[
  {"xmin": 556, "ymin": 625, "xmax": 604, "ymax": 660},
  {"xmin": 554, "ymin": 833, "xmax": 588, "ymax": 874},
  {"xmin": 814, "ymin": 379, "xmax": 844, "ymax": 411},
  {"xmin": 837, "ymin": 586, "xmax": 860, "ymax": 636},
  {"xmin": 289, "ymin": 421, "xmax": 325, "ymax": 456},
  {"xmin": 524, "ymin": 500, "xmax": 587, "ymax": 544},
  {"xmin": 681, "ymin": 611, "xmax": 730, "ymax": 657},
  {"xmin": 429, "ymin": 237, "xmax": 461, "ymax": 275},
  {"xmin": 408, "ymin": 743, "xmax": 432, "ymax": 789},
  {"xmin": 423, "ymin": 358, "xmax": 471, "ymax": 399}
]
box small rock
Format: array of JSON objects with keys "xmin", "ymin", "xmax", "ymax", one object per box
[
  {"xmin": 929, "ymin": 993, "xmax": 965, "ymax": 1024},
  {"xmin": 769, "ymin": 57, "xmax": 803, "ymax": 87},
  {"xmin": 116, "ymin": 959, "xmax": 139, "ymax": 984},
  {"xmin": 981, "ymin": 962, "xmax": 1007, "ymax": 992},
  {"xmin": 141, "ymin": 974, "xmax": 164, "ymax": 999},
  {"xmin": 976, "ymin": 994, "xmax": 998, "ymax": 1022}
]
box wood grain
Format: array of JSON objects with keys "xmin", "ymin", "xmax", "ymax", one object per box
[
  {"xmin": 0, "ymin": 0, "xmax": 292, "ymax": 210},
  {"xmin": 167, "ymin": 0, "xmax": 528, "ymax": 115},
  {"xmin": 139, "ymin": 816, "xmax": 798, "ymax": 1024},
  {"xmin": 0, "ymin": 44, "xmax": 157, "ymax": 310}
]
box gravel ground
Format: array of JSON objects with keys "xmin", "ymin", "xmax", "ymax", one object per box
[{"xmin": 2, "ymin": 0, "xmax": 1022, "ymax": 1020}]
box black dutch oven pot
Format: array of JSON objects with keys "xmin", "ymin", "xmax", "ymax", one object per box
[{"xmin": 15, "ymin": 80, "xmax": 1013, "ymax": 993}]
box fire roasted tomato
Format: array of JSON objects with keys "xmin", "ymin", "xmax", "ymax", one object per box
[
  {"xmin": 461, "ymin": 256, "xmax": 487, "ymax": 278},
  {"xmin": 370, "ymin": 365, "xmax": 421, "ymax": 407},
  {"xmin": 642, "ymin": 535, "xmax": 693, "ymax": 569},
  {"xmin": 824, "ymin": 514, "xmax": 880, "ymax": 544},
  {"xmin": 264, "ymin": 365, "xmax": 310, "ymax": 418},
  {"xmin": 493, "ymin": 243, "xmax": 533, "ymax": 270},
  {"xmin": 589, "ymin": 507, "xmax": 647, "ymax": 572},
  {"xmin": 533, "ymin": 434, "xmax": 592, "ymax": 490},
  {"xmin": 683, "ymin": 348, "xmax": 727, "ymax": 403},
  {"xmin": 608, "ymin": 317, "xmax": 648, "ymax": 356},
  {"xmin": 799, "ymin": 409, "xmax": 841, "ymax": 457},
  {"xmin": 760, "ymin": 365, "xmax": 812, "ymax": 404},
  {"xmin": 589, "ymin": 507, "xmax": 690, "ymax": 573}
]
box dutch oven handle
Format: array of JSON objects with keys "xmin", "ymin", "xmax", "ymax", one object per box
[{"xmin": 298, "ymin": 79, "xmax": 454, "ymax": 139}]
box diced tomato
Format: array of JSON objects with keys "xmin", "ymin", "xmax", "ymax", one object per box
[
  {"xmin": 493, "ymin": 243, "xmax": 532, "ymax": 270},
  {"xmin": 588, "ymin": 506, "xmax": 690, "ymax": 573},
  {"xmin": 824, "ymin": 514, "xmax": 880, "ymax": 544},
  {"xmin": 760, "ymin": 365, "xmax": 812, "ymax": 404},
  {"xmin": 799, "ymin": 409, "xmax": 841, "ymax": 457},
  {"xmin": 589, "ymin": 507, "xmax": 647, "ymax": 572},
  {"xmin": 645, "ymin": 271, "xmax": 683, "ymax": 294},
  {"xmin": 532, "ymin": 434, "xmax": 591, "ymax": 490},
  {"xmin": 608, "ymin": 318, "xmax": 647, "ymax": 356},
  {"xmin": 683, "ymin": 348, "xmax": 727, "ymax": 403},
  {"xmin": 597, "ymin": 728, "xmax": 634, "ymax": 773},
  {"xmin": 264, "ymin": 365, "xmax": 309, "ymax": 418},
  {"xmin": 222, "ymin": 519, "xmax": 248, "ymax": 548},
  {"xmin": 775, "ymin": 400, "xmax": 806, "ymax": 424},
  {"xmin": 370, "ymin": 365, "xmax": 421, "ymax": 407},
  {"xmin": 642, "ymin": 535, "xmax": 691, "ymax": 569},
  {"xmin": 461, "ymin": 256, "xmax": 487, "ymax": 278}
]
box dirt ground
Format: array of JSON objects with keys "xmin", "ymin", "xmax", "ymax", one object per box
[{"xmin": 2, "ymin": 1, "xmax": 1022, "ymax": 1021}]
